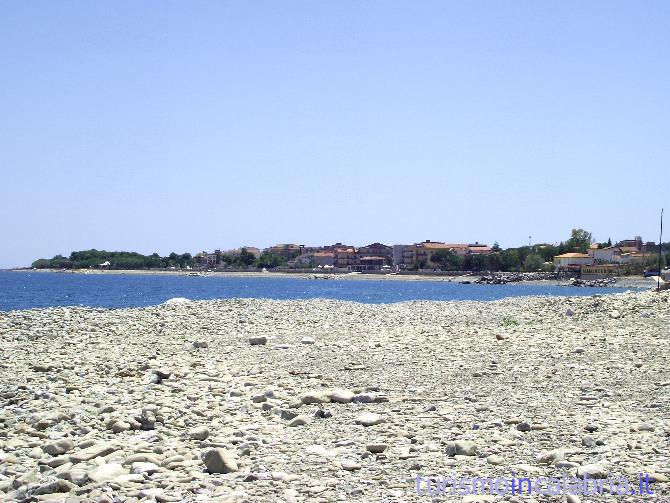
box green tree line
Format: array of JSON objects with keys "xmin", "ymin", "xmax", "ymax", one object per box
[
  {"xmin": 31, "ymin": 248, "xmax": 289, "ymax": 270},
  {"xmin": 31, "ymin": 250, "xmax": 194, "ymax": 270}
]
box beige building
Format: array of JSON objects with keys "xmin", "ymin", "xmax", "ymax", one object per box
[
  {"xmin": 266, "ymin": 244, "xmax": 303, "ymax": 260},
  {"xmin": 589, "ymin": 246, "xmax": 621, "ymax": 263},
  {"xmin": 413, "ymin": 241, "xmax": 454, "ymax": 267},
  {"xmin": 224, "ymin": 247, "xmax": 261, "ymax": 258},
  {"xmin": 333, "ymin": 246, "xmax": 358, "ymax": 268},
  {"xmin": 554, "ymin": 253, "xmax": 593, "ymax": 271},
  {"xmin": 294, "ymin": 252, "xmax": 335, "ymax": 267}
]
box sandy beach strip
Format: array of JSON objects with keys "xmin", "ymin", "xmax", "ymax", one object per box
[{"xmin": 8, "ymin": 267, "xmax": 657, "ymax": 289}]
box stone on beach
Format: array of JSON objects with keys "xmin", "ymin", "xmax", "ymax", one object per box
[
  {"xmin": 69, "ymin": 443, "xmax": 118, "ymax": 463},
  {"xmin": 202, "ymin": 448, "xmax": 238, "ymax": 474},
  {"xmin": 330, "ymin": 388, "xmax": 355, "ymax": 403},
  {"xmin": 42, "ymin": 439, "xmax": 74, "ymax": 456},
  {"xmin": 288, "ymin": 415, "xmax": 310, "ymax": 427},
  {"xmin": 87, "ymin": 463, "xmax": 129, "ymax": 483},
  {"xmin": 130, "ymin": 462, "xmax": 160, "ymax": 475},
  {"xmin": 576, "ymin": 463, "xmax": 609, "ymax": 479},
  {"xmin": 301, "ymin": 390, "xmax": 332, "ymax": 404},
  {"xmin": 355, "ymin": 413, "xmax": 385, "ymax": 427},
  {"xmin": 248, "ymin": 336, "xmax": 268, "ymax": 345},
  {"xmin": 446, "ymin": 441, "xmax": 477, "ymax": 456},
  {"xmin": 365, "ymin": 443, "xmax": 388, "ymax": 453},
  {"xmin": 189, "ymin": 426, "xmax": 210, "ymax": 440}
]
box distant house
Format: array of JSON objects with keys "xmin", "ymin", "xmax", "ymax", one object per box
[
  {"xmin": 414, "ymin": 241, "xmax": 454, "ymax": 267},
  {"xmin": 333, "ymin": 246, "xmax": 358, "ymax": 269},
  {"xmin": 266, "ymin": 244, "xmax": 303, "ymax": 260},
  {"xmin": 619, "ymin": 252, "xmax": 649, "ymax": 264},
  {"xmin": 554, "ymin": 253, "xmax": 593, "ymax": 271},
  {"xmin": 589, "ymin": 246, "xmax": 621, "ymax": 263},
  {"xmin": 225, "ymin": 247, "xmax": 261, "ymax": 258},
  {"xmin": 295, "ymin": 252, "xmax": 336, "ymax": 267},
  {"xmin": 358, "ymin": 242, "xmax": 393, "ymax": 265},
  {"xmin": 467, "ymin": 243, "xmax": 493, "ymax": 255},
  {"xmin": 392, "ymin": 244, "xmax": 414, "ymax": 269},
  {"xmin": 444, "ymin": 244, "xmax": 471, "ymax": 257},
  {"xmin": 617, "ymin": 236, "xmax": 643, "ymax": 251},
  {"xmin": 351, "ymin": 256, "xmax": 386, "ymax": 272},
  {"xmin": 196, "ymin": 250, "xmax": 219, "ymax": 267},
  {"xmin": 313, "ymin": 252, "xmax": 335, "ymax": 267}
]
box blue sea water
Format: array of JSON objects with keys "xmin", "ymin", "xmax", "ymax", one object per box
[{"xmin": 0, "ymin": 271, "xmax": 641, "ymax": 311}]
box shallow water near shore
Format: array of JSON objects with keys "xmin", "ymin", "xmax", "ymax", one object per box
[{"xmin": 0, "ymin": 271, "xmax": 644, "ymax": 310}]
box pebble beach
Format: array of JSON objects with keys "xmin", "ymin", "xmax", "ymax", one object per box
[{"xmin": 1, "ymin": 291, "xmax": 668, "ymax": 502}]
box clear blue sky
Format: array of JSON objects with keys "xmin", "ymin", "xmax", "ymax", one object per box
[{"xmin": 1, "ymin": 1, "xmax": 668, "ymax": 268}]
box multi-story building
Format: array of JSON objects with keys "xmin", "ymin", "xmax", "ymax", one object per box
[
  {"xmin": 224, "ymin": 247, "xmax": 261, "ymax": 258},
  {"xmin": 413, "ymin": 241, "xmax": 455, "ymax": 267},
  {"xmin": 266, "ymin": 244, "xmax": 303, "ymax": 260},
  {"xmin": 393, "ymin": 245, "xmax": 414, "ymax": 269},
  {"xmin": 351, "ymin": 256, "xmax": 386, "ymax": 272},
  {"xmin": 358, "ymin": 242, "xmax": 393, "ymax": 265},
  {"xmin": 392, "ymin": 240, "xmax": 493, "ymax": 269},
  {"xmin": 294, "ymin": 252, "xmax": 335, "ymax": 267},
  {"xmin": 333, "ymin": 246, "xmax": 358, "ymax": 269},
  {"xmin": 195, "ymin": 249, "xmax": 224, "ymax": 267}
]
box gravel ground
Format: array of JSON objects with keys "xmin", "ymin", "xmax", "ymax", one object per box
[{"xmin": 0, "ymin": 291, "xmax": 668, "ymax": 502}]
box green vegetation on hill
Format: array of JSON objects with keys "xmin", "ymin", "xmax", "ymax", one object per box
[
  {"xmin": 31, "ymin": 250, "xmax": 194, "ymax": 270},
  {"xmin": 30, "ymin": 248, "xmax": 289, "ymax": 271}
]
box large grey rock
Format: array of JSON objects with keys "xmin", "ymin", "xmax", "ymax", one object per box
[
  {"xmin": 248, "ymin": 336, "xmax": 268, "ymax": 345},
  {"xmin": 30, "ymin": 478, "xmax": 76, "ymax": 495},
  {"xmin": 355, "ymin": 413, "xmax": 385, "ymax": 427},
  {"xmin": 202, "ymin": 448, "xmax": 238, "ymax": 474},
  {"xmin": 189, "ymin": 426, "xmax": 209, "ymax": 440},
  {"xmin": 69, "ymin": 443, "xmax": 118, "ymax": 463},
  {"xmin": 130, "ymin": 462, "xmax": 160, "ymax": 475},
  {"xmin": 301, "ymin": 390, "xmax": 332, "ymax": 404},
  {"xmin": 42, "ymin": 438, "xmax": 74, "ymax": 456},
  {"xmin": 288, "ymin": 415, "xmax": 310, "ymax": 427},
  {"xmin": 446, "ymin": 441, "xmax": 477, "ymax": 456},
  {"xmin": 330, "ymin": 389, "xmax": 355, "ymax": 403},
  {"xmin": 576, "ymin": 463, "xmax": 608, "ymax": 479},
  {"xmin": 87, "ymin": 463, "xmax": 128, "ymax": 483}
]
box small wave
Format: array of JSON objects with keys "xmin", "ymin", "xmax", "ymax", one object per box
[{"xmin": 164, "ymin": 297, "xmax": 190, "ymax": 305}]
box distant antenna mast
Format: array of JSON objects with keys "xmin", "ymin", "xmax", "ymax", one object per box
[{"xmin": 658, "ymin": 208, "xmax": 664, "ymax": 291}]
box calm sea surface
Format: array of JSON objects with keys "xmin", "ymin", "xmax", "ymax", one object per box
[{"xmin": 0, "ymin": 271, "xmax": 641, "ymax": 311}]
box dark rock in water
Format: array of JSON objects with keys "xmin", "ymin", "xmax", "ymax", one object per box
[
  {"xmin": 570, "ymin": 277, "xmax": 616, "ymax": 288},
  {"xmin": 474, "ymin": 272, "xmax": 558, "ymax": 285}
]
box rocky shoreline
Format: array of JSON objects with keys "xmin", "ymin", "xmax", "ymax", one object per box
[
  {"xmin": 473, "ymin": 273, "xmax": 618, "ymax": 288},
  {"xmin": 1, "ymin": 292, "xmax": 668, "ymax": 502}
]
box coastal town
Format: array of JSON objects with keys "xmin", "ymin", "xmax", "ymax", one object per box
[
  {"xmin": 193, "ymin": 234, "xmax": 666, "ymax": 279},
  {"xmin": 27, "ymin": 230, "xmax": 669, "ymax": 282}
]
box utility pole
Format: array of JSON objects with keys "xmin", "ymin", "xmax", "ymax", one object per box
[{"xmin": 658, "ymin": 208, "xmax": 664, "ymax": 291}]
